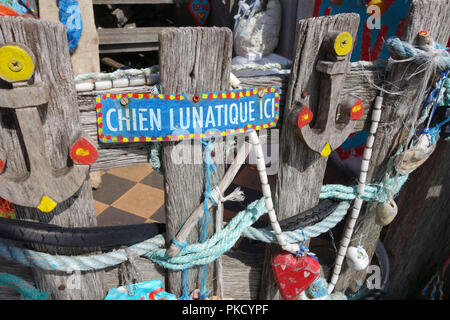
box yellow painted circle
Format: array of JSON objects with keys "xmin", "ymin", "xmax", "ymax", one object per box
[
  {"xmin": 0, "ymin": 45, "xmax": 35, "ymax": 82},
  {"xmin": 333, "ymin": 32, "xmax": 353, "ymax": 56}
]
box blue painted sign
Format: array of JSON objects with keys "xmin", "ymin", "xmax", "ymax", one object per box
[{"xmin": 96, "ymin": 87, "xmax": 280, "ymax": 143}]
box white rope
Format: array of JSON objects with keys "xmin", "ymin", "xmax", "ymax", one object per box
[
  {"xmin": 248, "ymin": 130, "xmax": 299, "ymax": 254},
  {"xmin": 327, "ymin": 95, "xmax": 383, "ymax": 294}
]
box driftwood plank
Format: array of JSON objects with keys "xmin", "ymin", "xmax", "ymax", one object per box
[
  {"xmin": 260, "ymin": 13, "xmax": 360, "ymax": 300},
  {"xmin": 335, "ymin": 0, "xmax": 450, "ymax": 293},
  {"xmin": 0, "ymin": 17, "xmax": 104, "ymax": 300},
  {"xmin": 159, "ymin": 27, "xmax": 232, "ymax": 297}
]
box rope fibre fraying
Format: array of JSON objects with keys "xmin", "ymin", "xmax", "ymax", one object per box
[{"xmin": 384, "ymin": 37, "xmax": 449, "ymax": 73}]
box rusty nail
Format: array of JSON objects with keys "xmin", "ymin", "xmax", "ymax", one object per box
[
  {"xmin": 257, "ymin": 87, "xmax": 265, "ymax": 98},
  {"xmin": 8, "ymin": 59, "xmax": 23, "ymax": 72},
  {"xmin": 192, "ymin": 94, "xmax": 200, "ymax": 103},
  {"xmin": 58, "ymin": 284, "xmax": 66, "ymax": 291},
  {"xmin": 120, "ymin": 96, "xmax": 129, "ymax": 106}
]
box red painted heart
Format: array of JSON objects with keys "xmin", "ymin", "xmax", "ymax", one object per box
[
  {"xmin": 70, "ymin": 137, "xmax": 98, "ymax": 165},
  {"xmin": 272, "ymin": 251, "xmax": 320, "ymax": 300}
]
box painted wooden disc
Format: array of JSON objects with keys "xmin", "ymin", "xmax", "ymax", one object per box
[
  {"xmin": 333, "ymin": 32, "xmax": 353, "ymax": 56},
  {"xmin": 70, "ymin": 137, "xmax": 98, "ymax": 165},
  {"xmin": 0, "ymin": 44, "xmax": 35, "ymax": 83},
  {"xmin": 272, "ymin": 251, "xmax": 321, "ymax": 300}
]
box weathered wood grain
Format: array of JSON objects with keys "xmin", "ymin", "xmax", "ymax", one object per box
[
  {"xmin": 383, "ymin": 140, "xmax": 449, "ymax": 299},
  {"xmin": 167, "ymin": 141, "xmax": 252, "ymax": 257},
  {"xmin": 0, "ymin": 17, "xmax": 104, "ymax": 300},
  {"xmin": 335, "ymin": 0, "xmax": 450, "ymax": 294},
  {"xmin": 159, "ymin": 27, "xmax": 232, "ymax": 297},
  {"xmin": 260, "ymin": 13, "xmax": 360, "ymax": 300}
]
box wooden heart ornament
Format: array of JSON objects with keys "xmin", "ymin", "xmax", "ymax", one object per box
[{"xmin": 272, "ymin": 251, "xmax": 321, "ymax": 300}]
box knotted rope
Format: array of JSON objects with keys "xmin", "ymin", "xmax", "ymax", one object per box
[
  {"xmin": 0, "ymin": 198, "xmax": 349, "ymax": 273},
  {"xmin": 384, "ymin": 37, "xmax": 450, "ymax": 73}
]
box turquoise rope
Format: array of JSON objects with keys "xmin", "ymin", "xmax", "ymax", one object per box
[
  {"xmin": 179, "ymin": 269, "xmax": 191, "ymax": 300},
  {"xmin": 0, "ymin": 273, "xmax": 49, "ymax": 300},
  {"xmin": 199, "ymin": 140, "xmax": 216, "ymax": 299},
  {"xmin": 148, "ymin": 142, "xmax": 162, "ymax": 173},
  {"xmin": 0, "ymin": 168, "xmax": 409, "ymax": 274},
  {"xmin": 385, "ymin": 37, "xmax": 449, "ymax": 73},
  {"xmin": 0, "ymin": 199, "xmax": 349, "ymax": 272}
]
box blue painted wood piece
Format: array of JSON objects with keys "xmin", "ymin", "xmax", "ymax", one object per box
[{"xmin": 96, "ymin": 87, "xmax": 280, "ymax": 143}]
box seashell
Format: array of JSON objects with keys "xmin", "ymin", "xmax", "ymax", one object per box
[
  {"xmin": 375, "ymin": 199, "xmax": 398, "ymax": 226},
  {"xmin": 346, "ymin": 246, "xmax": 369, "ymax": 271},
  {"xmin": 396, "ymin": 134, "xmax": 436, "ymax": 175}
]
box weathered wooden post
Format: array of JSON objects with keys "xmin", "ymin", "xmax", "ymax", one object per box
[
  {"xmin": 0, "ymin": 17, "xmax": 104, "ymax": 299},
  {"xmin": 260, "ymin": 13, "xmax": 361, "ymax": 299},
  {"xmin": 159, "ymin": 27, "xmax": 233, "ymax": 297},
  {"xmin": 383, "ymin": 139, "xmax": 449, "ymax": 299},
  {"xmin": 334, "ymin": 0, "xmax": 450, "ymax": 294}
]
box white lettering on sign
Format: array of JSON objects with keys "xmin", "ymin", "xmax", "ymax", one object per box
[{"xmin": 105, "ymin": 103, "xmax": 264, "ymax": 133}]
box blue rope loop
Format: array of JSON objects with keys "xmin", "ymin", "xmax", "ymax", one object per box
[
  {"xmin": 57, "ymin": 0, "xmax": 83, "ymax": 53},
  {"xmin": 198, "ymin": 140, "xmax": 217, "ymax": 299},
  {"xmin": 422, "ymin": 72, "xmax": 449, "ymax": 144},
  {"xmin": 179, "ymin": 269, "xmax": 191, "ymax": 300},
  {"xmin": 172, "ymin": 238, "xmax": 188, "ymax": 250},
  {"xmin": 295, "ymin": 228, "xmax": 319, "ymax": 263}
]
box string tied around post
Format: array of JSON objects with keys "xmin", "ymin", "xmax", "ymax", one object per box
[{"xmin": 118, "ymin": 247, "xmax": 142, "ymax": 297}]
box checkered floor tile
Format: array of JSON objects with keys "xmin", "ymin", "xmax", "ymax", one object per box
[
  {"xmin": 93, "ymin": 163, "xmax": 269, "ymax": 227},
  {"xmin": 93, "ymin": 163, "xmax": 166, "ymax": 226}
]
